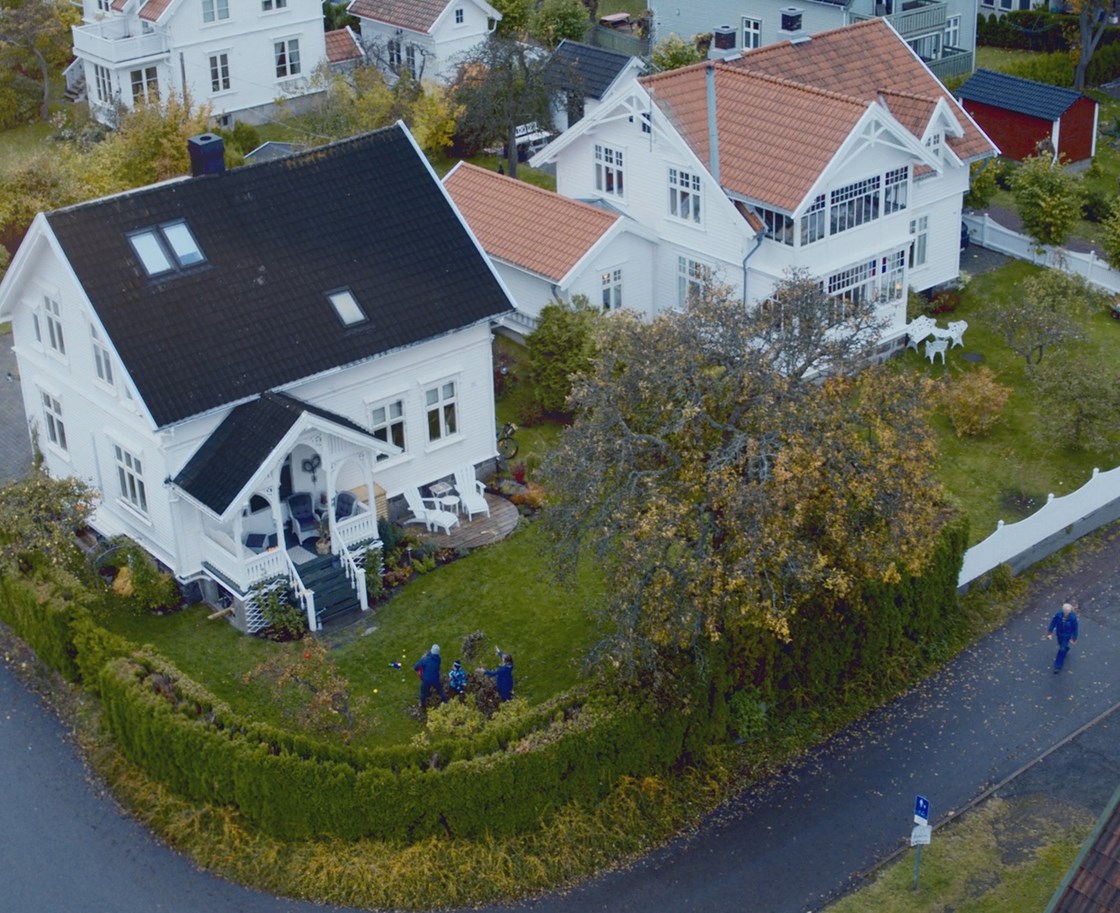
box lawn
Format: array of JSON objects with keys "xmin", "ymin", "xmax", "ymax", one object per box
[
  {"xmin": 899, "ymin": 260, "xmax": 1120, "ymax": 544},
  {"xmin": 94, "ymin": 520, "xmax": 604, "ymax": 747}
]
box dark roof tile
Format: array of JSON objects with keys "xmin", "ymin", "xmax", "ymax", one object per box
[{"xmin": 957, "ymin": 69, "xmax": 1089, "ymax": 121}]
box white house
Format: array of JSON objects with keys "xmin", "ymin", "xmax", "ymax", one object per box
[
  {"xmin": 648, "ymin": 0, "xmax": 976, "ymax": 83},
  {"xmin": 346, "ymin": 0, "xmax": 500, "ymax": 83},
  {"xmin": 0, "ymin": 124, "xmax": 515, "ymax": 633},
  {"xmin": 546, "ymin": 40, "xmax": 647, "ymax": 133},
  {"xmin": 531, "ymin": 19, "xmax": 997, "ymax": 347},
  {"xmin": 443, "ymin": 162, "xmax": 659, "ymax": 334},
  {"xmin": 69, "ymin": 0, "xmax": 329, "ymax": 127}
]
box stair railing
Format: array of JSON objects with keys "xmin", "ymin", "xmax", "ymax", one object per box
[{"xmin": 283, "ymin": 551, "xmax": 318, "ymax": 632}]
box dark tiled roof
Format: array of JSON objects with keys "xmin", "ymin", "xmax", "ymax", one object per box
[
  {"xmin": 957, "ymin": 69, "xmax": 1089, "ymax": 121},
  {"xmin": 549, "ymin": 40, "xmax": 635, "ymax": 99},
  {"xmin": 172, "ymin": 392, "xmax": 374, "ymax": 515},
  {"xmin": 46, "ymin": 125, "xmax": 513, "ymax": 428},
  {"xmin": 1049, "ymin": 784, "xmax": 1120, "ymax": 913}
]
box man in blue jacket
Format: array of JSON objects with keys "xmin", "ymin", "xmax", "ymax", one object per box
[
  {"xmin": 485, "ymin": 652, "xmax": 514, "ymax": 701},
  {"xmin": 414, "ymin": 644, "xmax": 446, "ymax": 707},
  {"xmin": 1046, "ymin": 602, "xmax": 1079, "ymax": 673}
]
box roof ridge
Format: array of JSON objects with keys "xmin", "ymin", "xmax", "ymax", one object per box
[{"xmin": 876, "ymin": 86, "xmax": 940, "ymax": 104}]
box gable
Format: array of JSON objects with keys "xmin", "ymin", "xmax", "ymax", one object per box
[
  {"xmin": 549, "ymin": 40, "xmax": 638, "ymax": 100},
  {"xmin": 348, "ymin": 0, "xmax": 497, "ymax": 32},
  {"xmin": 44, "ymin": 124, "xmax": 513, "ymax": 428}
]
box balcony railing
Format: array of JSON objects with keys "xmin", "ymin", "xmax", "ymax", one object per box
[
  {"xmin": 73, "ymin": 20, "xmax": 169, "ymax": 65},
  {"xmin": 850, "ymin": 0, "xmax": 947, "ymax": 38},
  {"xmin": 927, "ymin": 47, "xmax": 974, "ymax": 82}
]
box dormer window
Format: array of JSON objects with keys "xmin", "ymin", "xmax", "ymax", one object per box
[
  {"xmin": 328, "ymin": 289, "xmax": 366, "ymax": 326},
  {"xmin": 129, "ymin": 221, "xmax": 205, "ymax": 276}
]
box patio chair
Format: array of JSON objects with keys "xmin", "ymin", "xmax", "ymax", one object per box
[
  {"xmin": 946, "ymin": 319, "xmax": 968, "ymax": 349},
  {"xmin": 925, "ymin": 337, "xmax": 948, "ymax": 365},
  {"xmin": 905, "ymin": 315, "xmax": 936, "ymax": 352},
  {"xmin": 287, "ymin": 492, "xmax": 319, "ymax": 544},
  {"xmin": 453, "ymin": 465, "xmax": 491, "ymax": 521},
  {"xmin": 334, "ymin": 490, "xmax": 360, "ymax": 520},
  {"xmin": 403, "ymin": 487, "xmax": 460, "ymax": 535}
]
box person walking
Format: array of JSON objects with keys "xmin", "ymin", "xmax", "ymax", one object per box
[
  {"xmin": 414, "ymin": 644, "xmax": 446, "ymax": 707},
  {"xmin": 1046, "ymin": 601, "xmax": 1079, "ymax": 673},
  {"xmin": 485, "ymin": 652, "xmax": 514, "ymax": 701}
]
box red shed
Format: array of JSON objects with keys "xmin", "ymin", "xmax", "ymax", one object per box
[{"xmin": 955, "ymin": 69, "xmax": 1098, "ymax": 163}]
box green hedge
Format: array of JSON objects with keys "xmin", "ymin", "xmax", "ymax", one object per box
[
  {"xmin": 977, "ymin": 11, "xmax": 1120, "ymax": 86},
  {"xmin": 0, "ymin": 573, "xmax": 90, "ymax": 681}
]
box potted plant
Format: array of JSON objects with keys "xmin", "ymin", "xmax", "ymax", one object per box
[{"xmin": 315, "ymin": 513, "xmax": 331, "ymax": 556}]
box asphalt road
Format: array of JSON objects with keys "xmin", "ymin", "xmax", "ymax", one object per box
[{"xmin": 2, "ymin": 528, "xmax": 1118, "ymax": 913}]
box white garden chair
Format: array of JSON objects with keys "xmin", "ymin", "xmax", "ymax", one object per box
[
  {"xmin": 453, "ymin": 466, "xmax": 491, "ymax": 521},
  {"xmin": 402, "ymin": 487, "xmax": 459, "ymax": 535},
  {"xmin": 905, "ymin": 315, "xmax": 937, "ymax": 352},
  {"xmin": 946, "ymin": 320, "xmax": 968, "ymax": 349},
  {"xmin": 925, "ymin": 337, "xmax": 948, "ymax": 365}
]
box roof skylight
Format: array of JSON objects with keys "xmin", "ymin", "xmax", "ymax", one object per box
[
  {"xmin": 128, "ymin": 220, "xmax": 206, "ymax": 277},
  {"xmin": 328, "ymin": 289, "xmax": 367, "ymax": 326}
]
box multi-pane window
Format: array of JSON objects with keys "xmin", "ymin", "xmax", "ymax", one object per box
[
  {"xmin": 405, "ymin": 44, "xmax": 417, "ymax": 74},
  {"xmin": 758, "ymin": 206, "xmax": 794, "ymax": 246},
  {"xmin": 908, "ymin": 32, "xmax": 941, "ymax": 60},
  {"xmin": 454, "ymin": 7, "xmax": 464, "ymax": 23},
  {"xmin": 601, "ymin": 268, "xmax": 622, "ymax": 310},
  {"xmin": 203, "ymin": 0, "xmax": 230, "ymax": 22},
  {"xmin": 677, "ymin": 256, "xmax": 710, "ymax": 308},
  {"xmin": 210, "ymin": 53, "xmax": 230, "ymax": 91},
  {"xmin": 944, "ymin": 14, "xmax": 960, "ymax": 47},
  {"xmin": 594, "ymin": 144, "xmax": 624, "ymax": 196},
  {"xmin": 41, "ymin": 392, "xmax": 67, "ymax": 451},
  {"xmin": 115, "ymin": 444, "xmax": 148, "ymax": 513},
  {"xmin": 96, "ymin": 0, "xmax": 111, "ymax": 10},
  {"xmin": 909, "ymin": 216, "xmax": 929, "ymax": 268},
  {"xmin": 262, "ymin": 0, "xmax": 287, "ymax": 9},
  {"xmin": 129, "ymin": 221, "xmax": 205, "ymax": 276},
  {"xmin": 669, "ymin": 168, "xmax": 702, "ymax": 223},
  {"xmin": 274, "ymin": 38, "xmax": 300, "ymax": 77},
  {"xmin": 883, "ymin": 166, "xmax": 908, "ymax": 213},
  {"xmin": 800, "ymin": 194, "xmax": 826, "ymax": 245},
  {"xmin": 387, "ymin": 39, "xmax": 401, "ymax": 72},
  {"xmin": 130, "ymin": 67, "xmax": 158, "ymax": 105},
  {"xmin": 43, "ymin": 296, "xmax": 65, "ymax": 355},
  {"xmin": 826, "ymin": 251, "xmax": 906, "ymax": 322},
  {"xmin": 640, "ymin": 111, "xmax": 651, "ymax": 134},
  {"xmin": 91, "ymin": 327, "xmax": 114, "ymax": 386},
  {"xmin": 425, "ymin": 381, "xmax": 458, "ymax": 442},
  {"xmin": 93, "ymin": 64, "xmax": 112, "ymax": 104},
  {"xmin": 742, "ymin": 17, "xmax": 762, "ymax": 49},
  {"xmin": 370, "ymin": 399, "xmax": 405, "ymax": 460},
  {"xmin": 830, "ymin": 176, "xmax": 880, "ymax": 235}
]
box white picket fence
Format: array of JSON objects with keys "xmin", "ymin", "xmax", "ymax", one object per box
[
  {"xmin": 959, "ymin": 466, "xmax": 1120, "ymax": 588},
  {"xmin": 963, "ymin": 212, "xmax": 1120, "ymax": 293}
]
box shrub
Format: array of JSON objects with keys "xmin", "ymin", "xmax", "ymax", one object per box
[
  {"xmin": 413, "ymin": 696, "xmax": 487, "ymax": 744},
  {"xmin": 254, "ymin": 580, "xmax": 305, "ymax": 640},
  {"xmin": 928, "ymin": 287, "xmax": 961, "ymax": 315},
  {"xmin": 364, "ymin": 545, "xmax": 385, "ymax": 601},
  {"xmin": 939, "ymin": 367, "xmax": 1012, "ymax": 437},
  {"xmin": 728, "ymin": 687, "xmax": 768, "ymax": 741},
  {"xmin": 526, "ymin": 295, "xmax": 603, "ymax": 416},
  {"xmin": 510, "ymin": 482, "xmax": 546, "ymax": 511},
  {"xmin": 1081, "ymin": 186, "xmax": 1113, "ymax": 223}
]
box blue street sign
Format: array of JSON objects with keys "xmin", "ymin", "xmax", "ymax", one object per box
[{"xmin": 914, "ymin": 794, "xmax": 930, "ymax": 824}]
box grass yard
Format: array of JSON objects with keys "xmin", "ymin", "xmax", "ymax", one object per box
[
  {"xmin": 94, "ymin": 520, "xmax": 603, "ymax": 748},
  {"xmin": 900, "ymin": 260, "xmax": 1120, "ymax": 543},
  {"xmin": 0, "ymin": 120, "xmax": 55, "ymax": 173}
]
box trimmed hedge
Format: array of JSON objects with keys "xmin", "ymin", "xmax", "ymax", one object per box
[
  {"xmin": 0, "ymin": 573, "xmax": 90, "ymax": 681},
  {"xmin": 977, "ymin": 11, "xmax": 1120, "ymax": 86}
]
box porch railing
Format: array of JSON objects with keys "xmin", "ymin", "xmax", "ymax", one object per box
[
  {"xmin": 284, "ymin": 551, "xmax": 318, "ymax": 632},
  {"xmin": 335, "ymin": 509, "xmax": 378, "ymax": 551},
  {"xmin": 337, "ymin": 541, "xmax": 370, "ymax": 614}
]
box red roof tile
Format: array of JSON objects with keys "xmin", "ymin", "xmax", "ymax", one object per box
[
  {"xmin": 326, "ymin": 28, "xmax": 363, "ymax": 63},
  {"xmin": 138, "ymin": 0, "xmax": 173, "ymax": 22},
  {"xmin": 444, "ymin": 163, "xmax": 620, "ymax": 282},
  {"xmin": 347, "ymin": 0, "xmax": 448, "ymax": 32}
]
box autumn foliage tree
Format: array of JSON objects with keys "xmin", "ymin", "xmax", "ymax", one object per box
[
  {"xmin": 0, "ymin": 471, "xmax": 95, "ymax": 575},
  {"xmin": 988, "ymin": 269, "xmax": 1088, "ymax": 366},
  {"xmin": 541, "ymin": 278, "xmax": 944, "ymax": 696},
  {"xmin": 1009, "ymin": 153, "xmax": 1083, "ymax": 251}
]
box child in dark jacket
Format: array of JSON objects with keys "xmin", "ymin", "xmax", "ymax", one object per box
[{"xmin": 485, "ymin": 653, "xmax": 514, "ymax": 701}]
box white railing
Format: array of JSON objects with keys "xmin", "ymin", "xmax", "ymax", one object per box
[
  {"xmin": 964, "ymin": 212, "xmax": 1120, "ymax": 294},
  {"xmin": 284, "ymin": 551, "xmax": 318, "ymax": 632},
  {"xmin": 959, "ymin": 465, "xmax": 1120, "ymax": 588},
  {"xmin": 335, "ymin": 509, "xmax": 377, "ymax": 551},
  {"xmin": 338, "ymin": 542, "xmax": 370, "ymax": 614},
  {"xmin": 201, "ymin": 529, "xmax": 287, "ymax": 591},
  {"xmin": 72, "ymin": 21, "xmax": 169, "ymax": 64}
]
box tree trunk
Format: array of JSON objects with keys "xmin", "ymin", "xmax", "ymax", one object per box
[
  {"xmin": 1074, "ymin": 7, "xmax": 1108, "ymax": 91},
  {"xmin": 34, "ymin": 46, "xmax": 50, "ymax": 121},
  {"xmin": 505, "ymin": 123, "xmax": 519, "ymax": 179}
]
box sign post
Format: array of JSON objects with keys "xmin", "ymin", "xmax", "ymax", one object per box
[{"xmin": 911, "ymin": 795, "xmax": 931, "ymax": 890}]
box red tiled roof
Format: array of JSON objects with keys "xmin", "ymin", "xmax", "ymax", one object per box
[
  {"xmin": 111, "ymin": 0, "xmax": 127, "ymax": 11},
  {"xmin": 728, "ymin": 19, "xmax": 993, "ymax": 164},
  {"xmin": 138, "ymin": 0, "xmax": 173, "ymax": 22},
  {"xmin": 444, "ymin": 163, "xmax": 620, "ymax": 282},
  {"xmin": 1050, "ymin": 789, "xmax": 1120, "ymax": 913},
  {"xmin": 644, "ymin": 65, "xmax": 868, "ymax": 213},
  {"xmin": 347, "ymin": 0, "xmax": 447, "ymax": 32},
  {"xmin": 326, "ymin": 28, "xmax": 363, "ymax": 63}
]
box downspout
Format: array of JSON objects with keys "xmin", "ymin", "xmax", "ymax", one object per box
[
  {"xmin": 706, "ymin": 63, "xmax": 720, "ymax": 183},
  {"xmin": 742, "ymin": 227, "xmax": 764, "ymax": 307}
]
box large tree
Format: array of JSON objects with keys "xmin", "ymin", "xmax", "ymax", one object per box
[
  {"xmin": 541, "ymin": 279, "xmax": 943, "ymax": 694},
  {"xmin": 0, "ymin": 0, "xmax": 79, "ymax": 122},
  {"xmin": 450, "ymin": 35, "xmax": 562, "ymax": 177},
  {"xmin": 1009, "ymin": 152, "xmax": 1083, "ymax": 251},
  {"xmin": 529, "ymin": 0, "xmax": 590, "ymax": 50},
  {"xmin": 1070, "ymin": 0, "xmax": 1119, "ymax": 90},
  {"xmin": 988, "ymin": 269, "xmax": 1088, "ymax": 366}
]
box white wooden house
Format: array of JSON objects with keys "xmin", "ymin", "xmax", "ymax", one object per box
[
  {"xmin": 346, "ymin": 0, "xmax": 501, "ymax": 83},
  {"xmin": 443, "ymin": 162, "xmax": 658, "ymax": 334},
  {"xmin": 0, "ymin": 124, "xmax": 514, "ymax": 632},
  {"xmin": 531, "ymin": 19, "xmax": 996, "ymax": 348},
  {"xmin": 69, "ymin": 0, "xmax": 329, "ymax": 127}
]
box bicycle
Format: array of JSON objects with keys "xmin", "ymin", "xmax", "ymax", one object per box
[{"xmin": 496, "ymin": 421, "xmax": 519, "ymax": 462}]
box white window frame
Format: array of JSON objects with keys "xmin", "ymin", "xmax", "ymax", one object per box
[
  {"xmin": 945, "ymin": 14, "xmax": 960, "ymax": 47},
  {"xmin": 758, "ymin": 205, "xmax": 794, "ymax": 246},
  {"xmin": 800, "ymin": 194, "xmax": 826, "ymax": 246},
  {"xmin": 93, "ymin": 64, "xmax": 112, "ymax": 104},
  {"xmin": 742, "ymin": 17, "xmax": 762, "ymax": 49},
  {"xmin": 274, "ymin": 37, "xmax": 301, "ymax": 78},
  {"xmin": 601, "ymin": 268, "xmax": 622, "ymax": 310},
  {"xmin": 826, "ymin": 251, "xmax": 906, "ymax": 323},
  {"xmin": 262, "ymin": 0, "xmax": 287, "ymax": 9},
  {"xmin": 114, "ymin": 443, "xmax": 148, "ymax": 514},
  {"xmin": 594, "ymin": 144, "xmax": 624, "ymax": 197},
  {"xmin": 883, "ymin": 166, "xmax": 909, "ymax": 214},
  {"xmin": 424, "ymin": 379, "xmax": 459, "ymax": 444},
  {"xmin": 909, "ymin": 215, "xmax": 929, "ymax": 268},
  {"xmin": 369, "ymin": 398, "xmax": 406, "ymax": 461},
  {"xmin": 42, "ymin": 295, "xmax": 66, "ymax": 356},
  {"xmin": 677, "ymin": 256, "xmax": 711, "ymax": 309},
  {"xmin": 405, "ymin": 43, "xmax": 417, "ymax": 74},
  {"xmin": 454, "ymin": 6, "xmax": 465, "ymax": 24},
  {"xmin": 41, "ymin": 391, "xmax": 67, "ymax": 453},
  {"xmin": 129, "ymin": 66, "xmax": 158, "ymax": 105},
  {"xmin": 387, "ymin": 38, "xmax": 401, "ymax": 72},
  {"xmin": 830, "ymin": 175, "xmax": 880, "ymax": 235},
  {"xmin": 210, "ymin": 52, "xmax": 231, "ymax": 92},
  {"xmin": 91, "ymin": 326, "xmax": 114, "ymax": 387},
  {"xmin": 202, "ymin": 0, "xmax": 230, "ymax": 23},
  {"xmin": 669, "ymin": 167, "xmax": 702, "ymax": 224}
]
